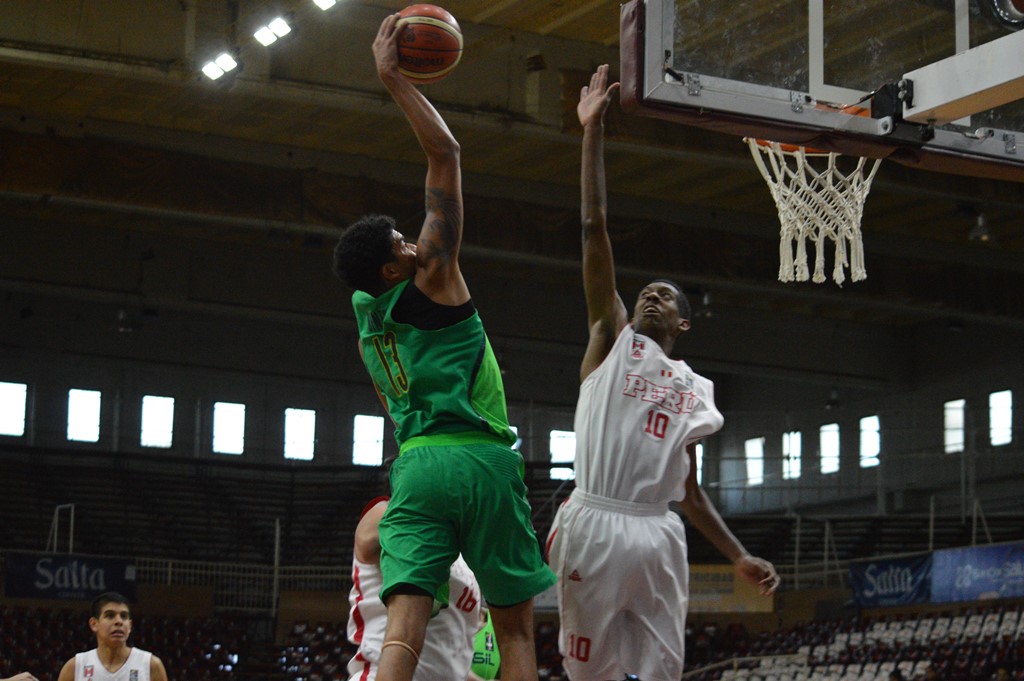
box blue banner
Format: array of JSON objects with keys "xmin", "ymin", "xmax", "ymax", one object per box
[
  {"xmin": 848, "ymin": 553, "xmax": 932, "ymax": 607},
  {"xmin": 4, "ymin": 552, "xmax": 137, "ymax": 602},
  {"xmin": 932, "ymin": 541, "xmax": 1024, "ymax": 603}
]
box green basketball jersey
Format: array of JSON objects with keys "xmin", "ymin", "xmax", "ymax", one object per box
[
  {"xmin": 471, "ymin": 609, "xmax": 501, "ymax": 680},
  {"xmin": 352, "ymin": 280, "xmax": 516, "ymax": 448}
]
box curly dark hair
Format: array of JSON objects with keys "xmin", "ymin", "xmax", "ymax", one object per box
[
  {"xmin": 650, "ymin": 278, "xmax": 691, "ymax": 321},
  {"xmin": 333, "ymin": 214, "xmax": 398, "ymax": 294}
]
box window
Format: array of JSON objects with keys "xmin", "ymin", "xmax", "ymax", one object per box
[
  {"xmin": 944, "ymin": 399, "xmax": 965, "ymax": 453},
  {"xmin": 140, "ymin": 395, "xmax": 175, "ymax": 448},
  {"xmin": 549, "ymin": 429, "xmax": 576, "ymax": 480},
  {"xmin": 860, "ymin": 415, "xmax": 880, "ymax": 468},
  {"xmin": 782, "ymin": 430, "xmax": 801, "ymax": 480},
  {"xmin": 990, "ymin": 390, "xmax": 1013, "ymax": 447},
  {"xmin": 67, "ymin": 389, "xmax": 101, "ymax": 443},
  {"xmin": 284, "ymin": 408, "xmax": 316, "ymax": 460},
  {"xmin": 353, "ymin": 414, "xmax": 384, "ymax": 466},
  {"xmin": 212, "ymin": 401, "xmax": 246, "ymax": 455},
  {"xmin": 820, "ymin": 423, "xmax": 840, "ymax": 474},
  {"xmin": 0, "ymin": 381, "xmax": 28, "ymax": 437},
  {"xmin": 744, "ymin": 437, "xmax": 764, "ymax": 486},
  {"xmin": 695, "ymin": 442, "xmax": 704, "ymax": 485}
]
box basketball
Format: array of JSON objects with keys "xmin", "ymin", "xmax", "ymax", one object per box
[{"xmin": 395, "ymin": 4, "xmax": 463, "ymax": 85}]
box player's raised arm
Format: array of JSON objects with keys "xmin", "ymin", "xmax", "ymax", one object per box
[
  {"xmin": 372, "ymin": 13, "xmax": 467, "ymax": 305},
  {"xmin": 579, "ymin": 65, "xmax": 627, "ymax": 381}
]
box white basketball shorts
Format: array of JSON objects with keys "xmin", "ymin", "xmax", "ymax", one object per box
[{"xmin": 546, "ymin": 489, "xmax": 690, "ymax": 681}]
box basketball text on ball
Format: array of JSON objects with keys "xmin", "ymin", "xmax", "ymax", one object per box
[{"xmin": 395, "ymin": 4, "xmax": 463, "ymax": 85}]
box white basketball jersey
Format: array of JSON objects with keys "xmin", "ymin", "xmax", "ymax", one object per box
[
  {"xmin": 574, "ymin": 325, "xmax": 724, "ymax": 503},
  {"xmin": 347, "ymin": 554, "xmax": 482, "ymax": 681},
  {"xmin": 74, "ymin": 648, "xmax": 151, "ymax": 681}
]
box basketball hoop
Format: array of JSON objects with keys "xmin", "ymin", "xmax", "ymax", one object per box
[{"xmin": 746, "ymin": 138, "xmax": 882, "ymax": 286}]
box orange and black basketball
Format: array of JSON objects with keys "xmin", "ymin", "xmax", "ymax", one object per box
[{"xmin": 396, "ymin": 4, "xmax": 463, "ymax": 85}]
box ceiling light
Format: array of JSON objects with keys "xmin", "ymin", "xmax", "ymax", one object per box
[
  {"xmin": 313, "ymin": 0, "xmax": 337, "ymax": 9},
  {"xmin": 202, "ymin": 62, "xmax": 225, "ymax": 79},
  {"xmin": 254, "ymin": 17, "xmax": 292, "ymax": 46},
  {"xmin": 254, "ymin": 26, "xmax": 278, "ymax": 46},
  {"xmin": 214, "ymin": 53, "xmax": 238, "ymax": 71},
  {"xmin": 268, "ymin": 17, "xmax": 292, "ymax": 37},
  {"xmin": 201, "ymin": 52, "xmax": 238, "ymax": 80}
]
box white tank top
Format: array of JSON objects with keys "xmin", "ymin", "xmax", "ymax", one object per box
[
  {"xmin": 74, "ymin": 648, "xmax": 151, "ymax": 681},
  {"xmin": 347, "ymin": 555, "xmax": 482, "ymax": 681},
  {"xmin": 574, "ymin": 325, "xmax": 724, "ymax": 503}
]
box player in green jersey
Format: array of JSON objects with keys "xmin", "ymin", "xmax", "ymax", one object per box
[
  {"xmin": 471, "ymin": 608, "xmax": 501, "ymax": 680},
  {"xmin": 332, "ymin": 13, "xmax": 555, "ymax": 681}
]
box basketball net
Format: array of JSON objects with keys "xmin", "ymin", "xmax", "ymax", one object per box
[{"xmin": 746, "ymin": 138, "xmax": 882, "ymax": 286}]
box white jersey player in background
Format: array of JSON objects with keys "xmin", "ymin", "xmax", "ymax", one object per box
[
  {"xmin": 57, "ymin": 592, "xmax": 168, "ymax": 681},
  {"xmin": 545, "ymin": 65, "xmax": 781, "ymax": 681},
  {"xmin": 348, "ymin": 497, "xmax": 487, "ymax": 681}
]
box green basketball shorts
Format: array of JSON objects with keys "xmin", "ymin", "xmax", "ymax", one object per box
[{"xmin": 379, "ymin": 436, "xmax": 556, "ymax": 607}]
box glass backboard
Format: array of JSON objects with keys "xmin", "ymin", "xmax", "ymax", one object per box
[{"xmin": 621, "ymin": 0, "xmax": 1024, "ymax": 178}]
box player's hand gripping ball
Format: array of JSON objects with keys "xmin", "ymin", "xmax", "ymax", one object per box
[{"xmin": 396, "ymin": 4, "xmax": 463, "ymax": 85}]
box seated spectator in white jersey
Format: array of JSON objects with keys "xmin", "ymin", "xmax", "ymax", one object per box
[{"xmin": 57, "ymin": 591, "xmax": 169, "ymax": 681}]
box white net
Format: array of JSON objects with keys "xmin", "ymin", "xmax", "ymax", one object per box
[{"xmin": 746, "ymin": 139, "xmax": 882, "ymax": 286}]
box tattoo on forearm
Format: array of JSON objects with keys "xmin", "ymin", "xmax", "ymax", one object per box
[{"xmin": 422, "ymin": 188, "xmax": 462, "ymax": 263}]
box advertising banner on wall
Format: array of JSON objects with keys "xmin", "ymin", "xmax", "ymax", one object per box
[
  {"xmin": 848, "ymin": 553, "xmax": 932, "ymax": 608},
  {"xmin": 932, "ymin": 541, "xmax": 1024, "ymax": 603},
  {"xmin": 4, "ymin": 552, "xmax": 137, "ymax": 602},
  {"xmin": 689, "ymin": 564, "xmax": 774, "ymax": 613}
]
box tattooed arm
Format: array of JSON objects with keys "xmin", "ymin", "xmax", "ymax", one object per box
[{"xmin": 373, "ymin": 13, "xmax": 468, "ymax": 305}]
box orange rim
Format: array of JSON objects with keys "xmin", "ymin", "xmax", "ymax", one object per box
[
  {"xmin": 749, "ymin": 103, "xmax": 870, "ymax": 154},
  {"xmin": 749, "ymin": 138, "xmax": 828, "ymax": 155}
]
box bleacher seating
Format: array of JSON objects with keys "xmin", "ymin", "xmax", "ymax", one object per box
[
  {"xmin": 0, "ymin": 604, "xmax": 244, "ymax": 681},
  {"xmin": 269, "ymin": 617, "xmax": 568, "ymax": 681},
  {"xmin": 5, "ymin": 447, "xmax": 1024, "ymax": 681},
  {"xmin": 273, "ymin": 620, "xmax": 354, "ymax": 681},
  {"xmin": 681, "ymin": 602, "xmax": 1024, "ymax": 681}
]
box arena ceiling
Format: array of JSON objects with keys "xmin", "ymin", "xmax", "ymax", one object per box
[{"xmin": 1, "ymin": 0, "xmax": 1023, "ymax": 349}]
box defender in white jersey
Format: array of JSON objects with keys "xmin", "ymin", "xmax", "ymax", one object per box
[
  {"xmin": 348, "ymin": 497, "xmax": 484, "ymax": 681},
  {"xmin": 545, "ymin": 65, "xmax": 781, "ymax": 681},
  {"xmin": 68, "ymin": 649, "xmax": 153, "ymax": 681},
  {"xmin": 57, "ymin": 592, "xmax": 168, "ymax": 681}
]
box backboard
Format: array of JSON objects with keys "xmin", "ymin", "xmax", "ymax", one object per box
[{"xmin": 620, "ymin": 0, "xmax": 1024, "ymax": 181}]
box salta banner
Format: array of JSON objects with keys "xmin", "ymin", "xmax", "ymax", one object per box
[
  {"xmin": 4, "ymin": 551, "xmax": 137, "ymax": 602},
  {"xmin": 848, "ymin": 553, "xmax": 932, "ymax": 608}
]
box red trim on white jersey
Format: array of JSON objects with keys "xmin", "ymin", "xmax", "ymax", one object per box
[
  {"xmin": 351, "ymin": 563, "xmax": 366, "ymax": 644},
  {"xmin": 354, "ymin": 652, "xmax": 371, "ymax": 681}
]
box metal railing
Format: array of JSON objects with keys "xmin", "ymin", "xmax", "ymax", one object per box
[
  {"xmin": 134, "ymin": 557, "xmax": 349, "ymax": 614},
  {"xmin": 3, "ymin": 494, "xmax": 1017, "ymax": 612}
]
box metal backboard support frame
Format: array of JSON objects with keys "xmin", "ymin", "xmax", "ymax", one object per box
[{"xmin": 632, "ymin": 0, "xmax": 1024, "ymax": 173}]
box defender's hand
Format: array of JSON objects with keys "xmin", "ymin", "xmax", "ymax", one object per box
[{"xmin": 578, "ymin": 64, "xmax": 620, "ymax": 129}]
